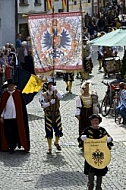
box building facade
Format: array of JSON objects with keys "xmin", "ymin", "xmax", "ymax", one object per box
[
  {"xmin": 0, "ymin": 0, "xmax": 98, "ymax": 47},
  {"xmin": 0, "ymin": 0, "xmax": 16, "ymax": 47}
]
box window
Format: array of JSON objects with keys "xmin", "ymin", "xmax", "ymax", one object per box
[
  {"xmin": 19, "ymin": 0, "xmax": 29, "ymax": 6},
  {"xmin": 34, "ymin": 0, "xmax": 42, "ymax": 6}
]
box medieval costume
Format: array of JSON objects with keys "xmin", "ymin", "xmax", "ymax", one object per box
[
  {"xmin": 0, "ymin": 78, "xmax": 30, "ymax": 153},
  {"xmin": 39, "ymin": 77, "xmax": 63, "ymax": 154},
  {"xmin": 63, "ymin": 72, "xmax": 74, "ymax": 94},
  {"xmin": 81, "ymin": 114, "xmax": 114, "ymax": 190},
  {"xmin": 75, "ymin": 81, "xmax": 99, "ymax": 148},
  {"xmin": 81, "ymin": 36, "xmax": 93, "ymax": 81}
]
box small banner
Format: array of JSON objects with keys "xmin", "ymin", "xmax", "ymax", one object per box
[
  {"xmin": 28, "ymin": 12, "xmax": 82, "ymax": 74},
  {"xmin": 84, "ymin": 135, "xmax": 111, "ymax": 169},
  {"xmin": 47, "ymin": 0, "xmax": 52, "ymax": 10},
  {"xmin": 62, "ymin": 0, "xmax": 66, "ymax": 10}
]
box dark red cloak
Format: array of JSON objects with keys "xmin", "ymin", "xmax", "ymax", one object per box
[{"xmin": 0, "ymin": 89, "xmax": 30, "ymax": 151}]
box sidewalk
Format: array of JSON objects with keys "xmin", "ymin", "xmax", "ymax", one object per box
[{"xmin": 0, "ymin": 48, "xmax": 126, "ymax": 190}]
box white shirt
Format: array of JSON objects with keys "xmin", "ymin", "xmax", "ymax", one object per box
[
  {"xmin": 1, "ymin": 91, "xmax": 16, "ymax": 119},
  {"xmin": 39, "ymin": 90, "xmax": 63, "ymax": 109}
]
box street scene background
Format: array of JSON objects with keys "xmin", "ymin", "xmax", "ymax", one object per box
[{"xmin": 0, "ymin": 46, "xmax": 126, "ymax": 190}]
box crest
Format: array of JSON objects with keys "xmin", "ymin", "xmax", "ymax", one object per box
[{"xmin": 84, "ymin": 135, "xmax": 111, "ymax": 169}]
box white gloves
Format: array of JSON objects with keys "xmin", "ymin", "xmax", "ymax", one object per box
[
  {"xmin": 80, "ymin": 135, "xmax": 112, "ymax": 143},
  {"xmin": 80, "ymin": 135, "xmax": 87, "ymax": 141},
  {"xmin": 51, "ymin": 86, "xmax": 56, "ymax": 91},
  {"xmin": 107, "ymin": 136, "xmax": 112, "ymax": 143},
  {"xmin": 50, "ymin": 99, "xmax": 55, "ymax": 104}
]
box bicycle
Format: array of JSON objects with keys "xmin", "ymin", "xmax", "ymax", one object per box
[{"xmin": 100, "ymin": 80, "xmax": 120, "ymax": 117}]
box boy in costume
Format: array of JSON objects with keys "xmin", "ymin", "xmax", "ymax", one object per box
[{"xmin": 39, "ymin": 77, "xmax": 63, "ymax": 154}]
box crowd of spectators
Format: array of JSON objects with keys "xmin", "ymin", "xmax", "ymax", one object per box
[
  {"xmin": 0, "ymin": 34, "xmax": 35, "ymax": 95},
  {"xmin": 83, "ymin": 0, "xmax": 126, "ymax": 40}
]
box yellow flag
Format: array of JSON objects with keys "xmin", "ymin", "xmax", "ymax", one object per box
[
  {"xmin": 62, "ymin": 0, "xmax": 66, "ymax": 10},
  {"xmin": 22, "ymin": 75, "xmax": 43, "ymax": 94},
  {"xmin": 47, "ymin": 0, "xmax": 52, "ymax": 10}
]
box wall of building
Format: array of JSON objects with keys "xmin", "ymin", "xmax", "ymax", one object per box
[
  {"xmin": 0, "ymin": 0, "xmax": 15, "ymax": 47},
  {"xmin": 18, "ymin": 0, "xmax": 45, "ymax": 14}
]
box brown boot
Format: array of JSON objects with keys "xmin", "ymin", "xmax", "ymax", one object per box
[{"xmin": 54, "ymin": 142, "xmax": 61, "ymax": 151}]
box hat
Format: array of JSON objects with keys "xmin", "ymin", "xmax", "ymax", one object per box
[
  {"xmin": 47, "ymin": 77, "xmax": 54, "ymax": 85},
  {"xmin": 6, "ymin": 78, "xmax": 18, "ymax": 85},
  {"xmin": 81, "ymin": 80, "xmax": 91, "ymax": 89},
  {"xmin": 89, "ymin": 114, "xmax": 102, "ymax": 123}
]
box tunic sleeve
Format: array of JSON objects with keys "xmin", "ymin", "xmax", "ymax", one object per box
[{"xmin": 75, "ymin": 96, "xmax": 82, "ymax": 116}]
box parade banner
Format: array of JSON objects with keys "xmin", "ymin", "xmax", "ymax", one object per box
[
  {"xmin": 62, "ymin": 0, "xmax": 66, "ymax": 10},
  {"xmin": 28, "ymin": 12, "xmax": 82, "ymax": 74},
  {"xmin": 84, "ymin": 135, "xmax": 111, "ymax": 169},
  {"xmin": 47, "ymin": 0, "xmax": 52, "ymax": 10}
]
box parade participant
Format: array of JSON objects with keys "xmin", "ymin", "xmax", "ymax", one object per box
[
  {"xmin": 63, "ymin": 72, "xmax": 74, "ymax": 94},
  {"xmin": 81, "ymin": 114, "xmax": 113, "ymax": 190},
  {"xmin": 81, "ymin": 36, "xmax": 93, "ymax": 81},
  {"xmin": 0, "ymin": 78, "xmax": 30, "ymax": 153},
  {"xmin": 75, "ymin": 81, "xmax": 99, "ymax": 148},
  {"xmin": 39, "ymin": 77, "xmax": 63, "ymax": 154}
]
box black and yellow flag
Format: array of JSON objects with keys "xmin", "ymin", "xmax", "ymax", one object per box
[{"xmin": 14, "ymin": 67, "xmax": 43, "ymax": 105}]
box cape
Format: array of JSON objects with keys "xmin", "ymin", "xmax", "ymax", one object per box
[{"xmin": 0, "ymin": 89, "xmax": 30, "ymax": 151}]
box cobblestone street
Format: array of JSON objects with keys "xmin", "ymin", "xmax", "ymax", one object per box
[{"xmin": 0, "ymin": 47, "xmax": 126, "ymax": 190}]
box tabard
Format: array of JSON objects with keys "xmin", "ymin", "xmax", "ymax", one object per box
[{"xmin": 84, "ymin": 135, "xmax": 111, "ymax": 169}]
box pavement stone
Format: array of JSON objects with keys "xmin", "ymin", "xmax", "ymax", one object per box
[{"xmin": 0, "ymin": 47, "xmax": 126, "ymax": 190}]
